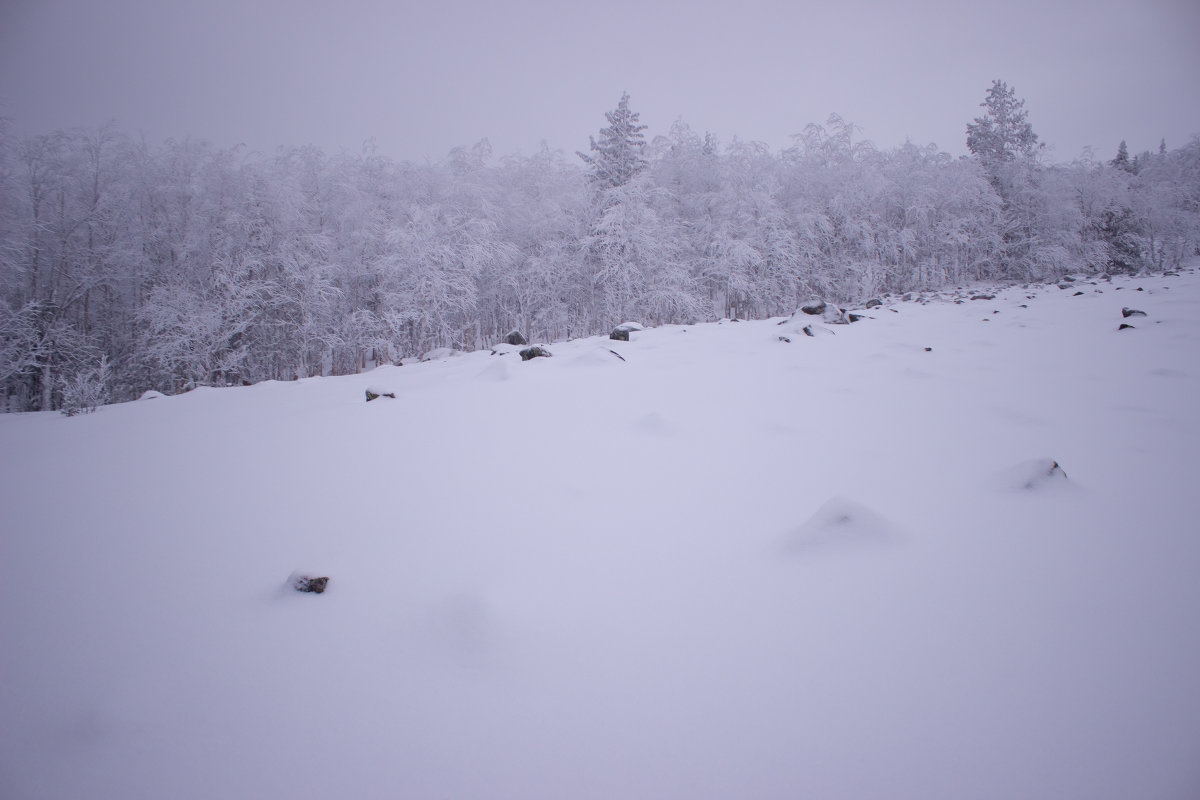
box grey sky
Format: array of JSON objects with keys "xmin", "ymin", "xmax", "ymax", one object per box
[{"xmin": 2, "ymin": 0, "xmax": 1198, "ymax": 163}]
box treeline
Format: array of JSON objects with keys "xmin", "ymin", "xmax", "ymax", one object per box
[{"xmin": 1, "ymin": 88, "xmax": 1198, "ymax": 412}]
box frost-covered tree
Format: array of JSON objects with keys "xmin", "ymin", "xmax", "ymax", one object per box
[
  {"xmin": 966, "ymin": 81, "xmax": 1040, "ymax": 173},
  {"xmin": 1111, "ymin": 140, "xmax": 1133, "ymax": 173},
  {"xmin": 578, "ymin": 93, "xmax": 648, "ymax": 189}
]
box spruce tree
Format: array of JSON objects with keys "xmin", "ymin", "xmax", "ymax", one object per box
[
  {"xmin": 966, "ymin": 80, "xmax": 1039, "ymax": 172},
  {"xmin": 1111, "ymin": 140, "xmax": 1132, "ymax": 172},
  {"xmin": 578, "ymin": 93, "xmax": 648, "ymax": 189}
]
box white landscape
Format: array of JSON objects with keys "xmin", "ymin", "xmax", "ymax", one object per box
[{"xmin": 3, "ymin": 266, "xmax": 1199, "ymax": 799}]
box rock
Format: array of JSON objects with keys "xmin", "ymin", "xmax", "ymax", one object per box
[
  {"xmin": 610, "ymin": 322, "xmax": 644, "ymax": 341},
  {"xmin": 1061, "ymin": 275, "xmax": 1076, "ymax": 282},
  {"xmin": 139, "ymin": 390, "xmax": 166, "ymax": 401},
  {"xmin": 902, "ymin": 293, "xmax": 913, "ymax": 302},
  {"xmin": 608, "ymin": 349, "xmax": 626, "ymax": 362},
  {"xmin": 778, "ymin": 335, "xmax": 792, "ymax": 343},
  {"xmin": 1000, "ymin": 459, "xmax": 1069, "ymax": 491},
  {"xmin": 1121, "ymin": 307, "xmax": 1147, "ymax": 318},
  {"xmin": 822, "ymin": 306, "xmax": 848, "ymax": 325},
  {"xmin": 924, "ymin": 347, "xmax": 932, "ymax": 352},
  {"xmin": 291, "ymin": 574, "xmax": 330, "ymax": 594},
  {"xmin": 365, "ymin": 387, "xmax": 396, "ymax": 402},
  {"xmin": 1073, "ymin": 291, "xmax": 1084, "ymax": 296},
  {"xmin": 504, "ymin": 330, "xmax": 527, "ymax": 346},
  {"xmin": 970, "ymin": 293, "xmax": 995, "ymax": 300},
  {"xmin": 848, "ymin": 313, "xmax": 866, "ymax": 323},
  {"xmin": 519, "ymin": 345, "xmax": 552, "ymax": 360},
  {"xmin": 865, "ymin": 298, "xmax": 882, "ymax": 309},
  {"xmin": 801, "ymin": 325, "xmax": 815, "ymax": 337},
  {"xmin": 1118, "ymin": 323, "xmax": 1135, "ymax": 331},
  {"xmin": 799, "ymin": 300, "xmax": 827, "ymax": 316}
]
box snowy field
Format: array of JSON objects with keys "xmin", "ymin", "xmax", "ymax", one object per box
[{"xmin": 3, "ymin": 266, "xmax": 1200, "ymax": 800}]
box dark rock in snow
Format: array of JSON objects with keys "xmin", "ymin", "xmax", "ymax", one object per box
[
  {"xmin": 848, "ymin": 313, "xmax": 866, "ymax": 323},
  {"xmin": 1118, "ymin": 323, "xmax": 1135, "ymax": 331},
  {"xmin": 1073, "ymin": 291, "xmax": 1084, "ymax": 296},
  {"xmin": 365, "ymin": 387, "xmax": 396, "ymax": 402},
  {"xmin": 1002, "ymin": 459, "xmax": 1069, "ymax": 491},
  {"xmin": 520, "ymin": 346, "xmax": 552, "ymax": 360},
  {"xmin": 292, "ymin": 574, "xmax": 330, "ymax": 594},
  {"xmin": 801, "ymin": 325, "xmax": 815, "ymax": 337},
  {"xmin": 608, "ymin": 349, "xmax": 626, "ymax": 362},
  {"xmin": 609, "ymin": 328, "xmax": 629, "ymax": 341},
  {"xmin": 1122, "ymin": 307, "xmax": 1147, "ymax": 318},
  {"xmin": 924, "ymin": 347, "xmax": 932, "ymax": 352},
  {"xmin": 865, "ymin": 298, "xmax": 883, "ymax": 309},
  {"xmin": 504, "ymin": 330, "xmax": 528, "ymax": 346},
  {"xmin": 1136, "ymin": 287, "xmax": 1144, "ymax": 291},
  {"xmin": 778, "ymin": 336, "xmax": 792, "ymax": 343},
  {"xmin": 799, "ymin": 300, "xmax": 827, "ymax": 316},
  {"xmin": 970, "ymin": 293, "xmax": 995, "ymax": 301}
]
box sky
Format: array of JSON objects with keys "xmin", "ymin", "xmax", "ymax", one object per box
[{"xmin": 2, "ymin": 0, "xmax": 1198, "ymax": 164}]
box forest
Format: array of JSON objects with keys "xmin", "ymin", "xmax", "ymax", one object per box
[{"xmin": 2, "ymin": 82, "xmax": 1198, "ymax": 412}]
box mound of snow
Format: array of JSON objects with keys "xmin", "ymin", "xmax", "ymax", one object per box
[
  {"xmin": 996, "ymin": 458, "xmax": 1072, "ymax": 492},
  {"xmin": 785, "ymin": 497, "xmax": 896, "ymax": 552}
]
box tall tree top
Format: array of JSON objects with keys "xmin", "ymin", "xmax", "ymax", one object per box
[
  {"xmin": 966, "ymin": 80, "xmax": 1039, "ymax": 168},
  {"xmin": 578, "ymin": 93, "xmax": 648, "ymax": 189}
]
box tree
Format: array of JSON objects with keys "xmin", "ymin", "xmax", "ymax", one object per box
[
  {"xmin": 578, "ymin": 93, "xmax": 648, "ymax": 189},
  {"xmin": 966, "ymin": 80, "xmax": 1039, "ymax": 173},
  {"xmin": 1111, "ymin": 140, "xmax": 1133, "ymax": 172}
]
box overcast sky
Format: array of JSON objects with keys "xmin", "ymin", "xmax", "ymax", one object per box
[{"xmin": 2, "ymin": 0, "xmax": 1198, "ymax": 163}]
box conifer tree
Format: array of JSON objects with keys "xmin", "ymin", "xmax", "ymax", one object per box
[
  {"xmin": 577, "ymin": 93, "xmax": 648, "ymax": 189},
  {"xmin": 1111, "ymin": 140, "xmax": 1132, "ymax": 172},
  {"xmin": 966, "ymin": 80, "xmax": 1039, "ymax": 172}
]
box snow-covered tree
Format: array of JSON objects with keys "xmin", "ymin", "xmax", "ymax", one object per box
[
  {"xmin": 578, "ymin": 93, "xmax": 648, "ymax": 189},
  {"xmin": 967, "ymin": 81, "xmax": 1040, "ymax": 173}
]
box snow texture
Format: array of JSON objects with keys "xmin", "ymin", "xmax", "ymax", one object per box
[{"xmin": 3, "ymin": 266, "xmax": 1200, "ymax": 799}]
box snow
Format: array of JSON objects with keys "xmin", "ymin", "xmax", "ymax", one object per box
[{"xmin": 3, "ymin": 267, "xmax": 1200, "ymax": 799}]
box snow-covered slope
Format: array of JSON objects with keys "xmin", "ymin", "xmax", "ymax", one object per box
[{"xmin": 3, "ymin": 267, "xmax": 1200, "ymax": 800}]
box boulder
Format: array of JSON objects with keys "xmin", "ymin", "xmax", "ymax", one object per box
[
  {"xmin": 778, "ymin": 335, "xmax": 792, "ymax": 343},
  {"xmin": 970, "ymin": 293, "xmax": 995, "ymax": 301},
  {"xmin": 799, "ymin": 300, "xmax": 826, "ymax": 316},
  {"xmin": 848, "ymin": 313, "xmax": 866, "ymax": 323},
  {"xmin": 609, "ymin": 327, "xmax": 630, "ymax": 341},
  {"xmin": 291, "ymin": 574, "xmax": 330, "ymax": 594},
  {"xmin": 822, "ymin": 306, "xmax": 849, "ymax": 325},
  {"xmin": 1121, "ymin": 307, "xmax": 1147, "ymax": 318},
  {"xmin": 504, "ymin": 330, "xmax": 528, "ymax": 346},
  {"xmin": 865, "ymin": 298, "xmax": 882, "ymax": 309},
  {"xmin": 1118, "ymin": 323, "xmax": 1135, "ymax": 331},
  {"xmin": 365, "ymin": 387, "xmax": 396, "ymax": 402},
  {"xmin": 520, "ymin": 345, "xmax": 552, "ymax": 360},
  {"xmin": 801, "ymin": 325, "xmax": 815, "ymax": 338}
]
